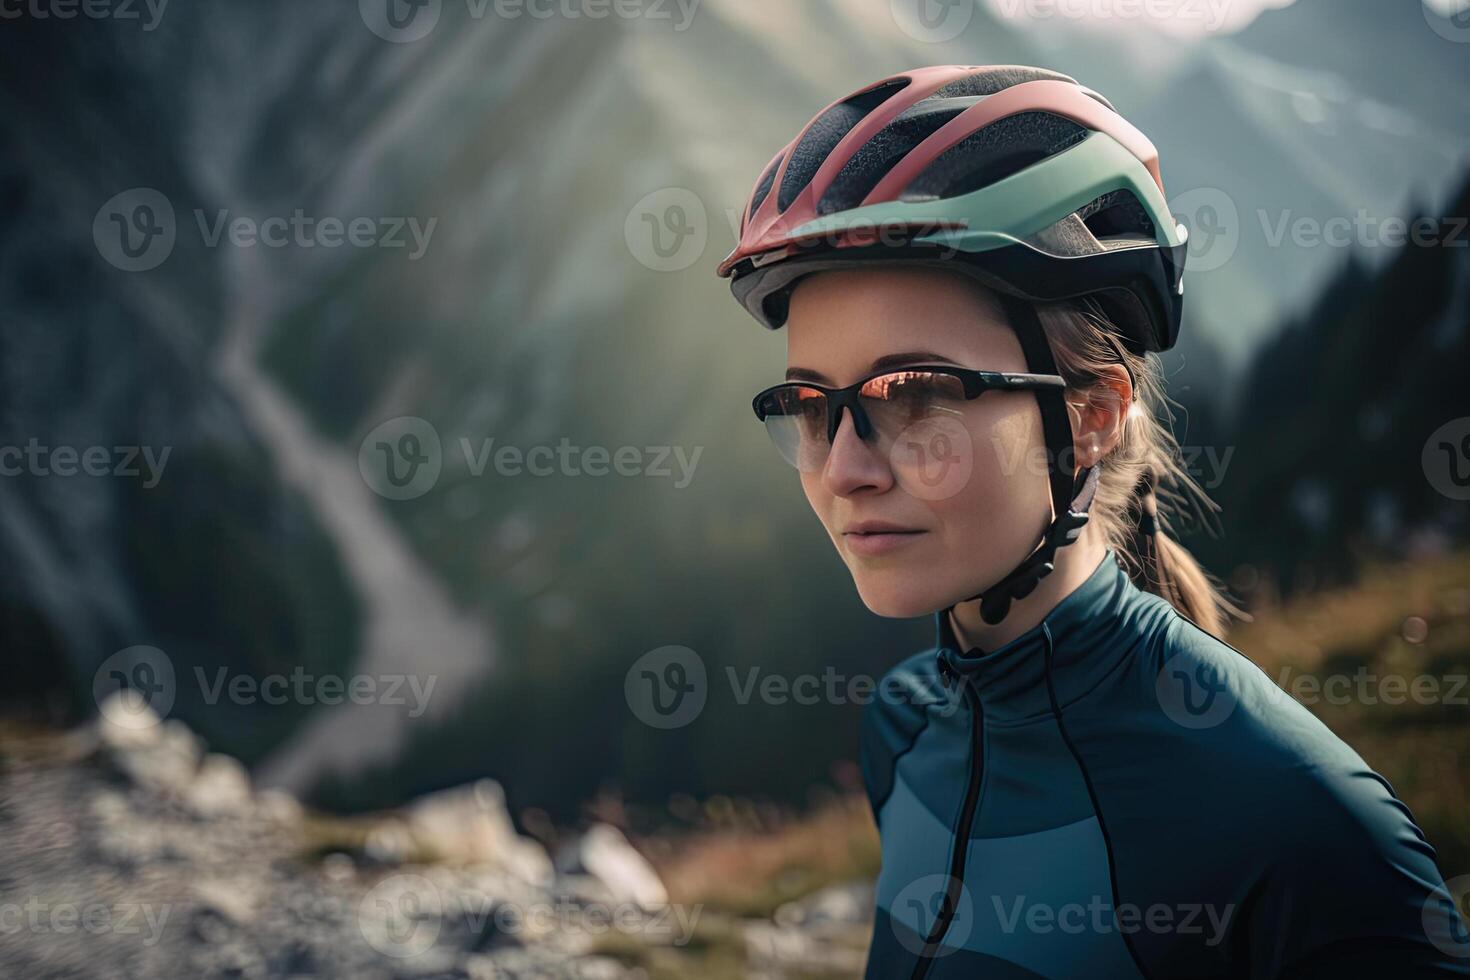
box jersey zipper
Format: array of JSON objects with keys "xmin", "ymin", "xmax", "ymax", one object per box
[{"xmin": 910, "ymin": 665, "xmax": 985, "ymax": 980}]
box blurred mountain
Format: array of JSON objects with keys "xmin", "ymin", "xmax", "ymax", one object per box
[
  {"xmin": 1, "ymin": 0, "xmax": 1466, "ymax": 818},
  {"xmin": 1231, "ymin": 0, "xmax": 1470, "ymax": 137},
  {"xmin": 1195, "ymin": 173, "xmax": 1470, "ymax": 594}
]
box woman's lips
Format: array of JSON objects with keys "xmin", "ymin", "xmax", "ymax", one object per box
[{"xmin": 842, "ymin": 528, "xmax": 927, "ymax": 557}]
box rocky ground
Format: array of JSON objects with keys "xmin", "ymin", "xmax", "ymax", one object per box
[{"xmin": 0, "ymin": 699, "xmax": 872, "ymax": 979}]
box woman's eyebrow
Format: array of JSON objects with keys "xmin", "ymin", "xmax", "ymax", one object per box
[
  {"xmin": 868, "ymin": 350, "xmax": 960, "ymax": 372},
  {"xmin": 785, "ymin": 351, "xmax": 959, "ymax": 383}
]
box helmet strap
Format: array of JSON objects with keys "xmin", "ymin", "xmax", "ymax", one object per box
[{"xmin": 956, "ymin": 295, "xmax": 1100, "ymax": 626}]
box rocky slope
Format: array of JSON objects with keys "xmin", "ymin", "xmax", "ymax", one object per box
[{"xmin": 0, "ymin": 701, "xmax": 874, "ymax": 979}]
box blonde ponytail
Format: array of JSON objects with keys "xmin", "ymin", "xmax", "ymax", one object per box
[{"xmin": 1035, "ymin": 299, "xmax": 1238, "ymax": 638}]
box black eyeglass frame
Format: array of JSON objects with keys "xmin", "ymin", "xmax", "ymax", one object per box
[{"xmin": 751, "ymin": 366, "xmax": 1067, "ymax": 443}]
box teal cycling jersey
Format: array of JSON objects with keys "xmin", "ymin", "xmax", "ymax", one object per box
[{"xmin": 859, "ymin": 549, "xmax": 1469, "ymax": 978}]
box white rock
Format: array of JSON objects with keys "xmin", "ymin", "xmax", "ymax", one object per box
[
  {"xmin": 193, "ymin": 878, "xmax": 259, "ymax": 927},
  {"xmin": 256, "ymin": 788, "xmax": 304, "ymax": 825},
  {"xmin": 104, "ymin": 717, "xmax": 203, "ymax": 794},
  {"xmin": 404, "ymin": 780, "xmax": 553, "ymax": 885},
  {"xmin": 364, "ymin": 818, "xmax": 414, "ymax": 865},
  {"xmin": 556, "ymin": 824, "xmax": 667, "ymax": 909},
  {"xmin": 94, "ymin": 692, "xmax": 164, "ymax": 749},
  {"xmin": 773, "ymin": 880, "xmax": 873, "ymax": 929},
  {"xmin": 185, "ymin": 754, "xmax": 252, "ymax": 817}
]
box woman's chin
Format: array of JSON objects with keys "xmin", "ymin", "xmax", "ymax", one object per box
[{"xmin": 851, "ymin": 575, "xmax": 949, "ymax": 619}]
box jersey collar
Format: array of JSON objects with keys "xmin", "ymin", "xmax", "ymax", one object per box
[{"xmin": 934, "ymin": 549, "xmax": 1141, "ymax": 721}]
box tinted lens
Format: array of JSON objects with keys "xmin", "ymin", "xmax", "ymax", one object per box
[
  {"xmin": 859, "ymin": 370, "xmax": 967, "ymax": 438},
  {"xmin": 758, "ymin": 385, "xmax": 830, "ymax": 471},
  {"xmin": 866, "ymin": 372, "xmax": 975, "ymax": 501},
  {"xmin": 757, "ymin": 372, "xmax": 971, "ymax": 472}
]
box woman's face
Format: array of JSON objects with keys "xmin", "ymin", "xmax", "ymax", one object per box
[{"xmin": 784, "ymin": 266, "xmax": 1056, "ymax": 618}]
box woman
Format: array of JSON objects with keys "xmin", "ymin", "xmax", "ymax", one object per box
[{"xmin": 715, "ymin": 66, "xmax": 1468, "ymax": 978}]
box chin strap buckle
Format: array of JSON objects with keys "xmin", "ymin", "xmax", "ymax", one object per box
[
  {"xmin": 972, "ymin": 467, "xmax": 1100, "ymax": 626},
  {"xmin": 936, "ymin": 652, "xmax": 958, "ymax": 690}
]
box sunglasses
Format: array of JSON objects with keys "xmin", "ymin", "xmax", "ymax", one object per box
[{"xmin": 751, "ymin": 366, "xmax": 1066, "ymax": 472}]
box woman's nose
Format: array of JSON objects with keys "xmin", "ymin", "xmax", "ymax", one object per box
[{"xmin": 822, "ymin": 407, "xmax": 894, "ymax": 497}]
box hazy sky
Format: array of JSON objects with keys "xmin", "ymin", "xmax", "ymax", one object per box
[{"xmin": 982, "ymin": 0, "xmax": 1301, "ymax": 37}]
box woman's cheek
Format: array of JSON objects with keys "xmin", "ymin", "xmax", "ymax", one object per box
[
  {"xmin": 798, "ymin": 471, "xmax": 840, "ymax": 544},
  {"xmin": 937, "ymin": 410, "xmax": 1048, "ymax": 550}
]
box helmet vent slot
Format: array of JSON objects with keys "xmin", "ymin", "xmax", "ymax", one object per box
[
  {"xmin": 777, "ymin": 78, "xmax": 910, "ymax": 213},
  {"xmin": 1078, "ymin": 189, "xmax": 1156, "ymax": 242},
  {"xmin": 816, "ymin": 98, "xmax": 974, "ymax": 216},
  {"xmin": 900, "ymin": 111, "xmax": 1087, "ymax": 202},
  {"xmin": 929, "ymin": 66, "xmax": 1077, "ymax": 100},
  {"xmin": 749, "ymin": 153, "xmax": 784, "ymax": 220}
]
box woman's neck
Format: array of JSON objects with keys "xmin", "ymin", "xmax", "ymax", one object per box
[{"xmin": 947, "ymin": 528, "xmax": 1108, "ymax": 654}]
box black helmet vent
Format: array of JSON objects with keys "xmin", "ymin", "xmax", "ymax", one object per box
[
  {"xmin": 748, "ymin": 153, "xmax": 784, "ymax": 220},
  {"xmin": 900, "ymin": 111, "xmax": 1088, "ymax": 202},
  {"xmin": 777, "ymin": 78, "xmax": 910, "ymax": 213}
]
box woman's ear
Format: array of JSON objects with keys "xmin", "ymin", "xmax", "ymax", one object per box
[{"xmin": 1066, "ymin": 365, "xmax": 1133, "ymax": 469}]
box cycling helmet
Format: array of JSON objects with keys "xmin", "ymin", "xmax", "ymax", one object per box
[{"xmin": 717, "ymin": 65, "xmax": 1190, "ymax": 626}]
